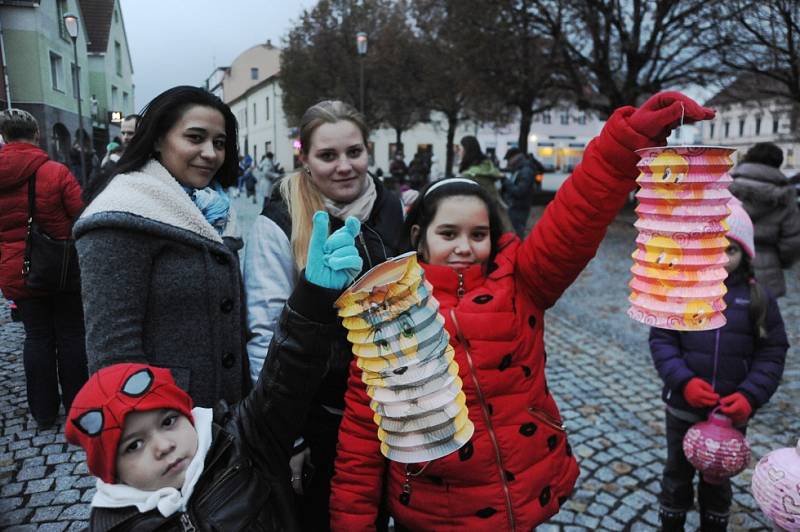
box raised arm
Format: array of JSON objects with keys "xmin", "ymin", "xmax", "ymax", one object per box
[
  {"xmin": 516, "ymin": 93, "xmax": 715, "ymax": 309},
  {"xmin": 237, "ymin": 212, "xmax": 363, "ymax": 473}
]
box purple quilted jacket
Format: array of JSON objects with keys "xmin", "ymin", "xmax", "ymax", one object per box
[{"xmin": 649, "ymin": 270, "xmax": 789, "ymax": 416}]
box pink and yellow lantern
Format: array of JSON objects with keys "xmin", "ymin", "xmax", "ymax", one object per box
[{"xmin": 628, "ymin": 146, "xmax": 736, "ymax": 330}]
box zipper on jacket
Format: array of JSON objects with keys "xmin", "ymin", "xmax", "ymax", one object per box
[
  {"xmin": 527, "ymin": 406, "xmax": 566, "ymax": 433},
  {"xmin": 195, "ymin": 462, "xmax": 242, "ymax": 507},
  {"xmin": 456, "ymin": 271, "xmax": 465, "ymax": 299},
  {"xmin": 358, "ymin": 231, "xmax": 374, "ymax": 269},
  {"xmin": 180, "ymin": 513, "xmax": 196, "ymax": 532},
  {"xmin": 450, "ymin": 308, "xmax": 516, "ymax": 531}
]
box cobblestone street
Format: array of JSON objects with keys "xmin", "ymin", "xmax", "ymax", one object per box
[{"xmin": 0, "ymin": 199, "xmax": 797, "ymax": 530}]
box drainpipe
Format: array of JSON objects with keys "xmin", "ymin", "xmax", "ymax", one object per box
[{"xmin": 0, "ymin": 17, "xmax": 12, "ymax": 109}]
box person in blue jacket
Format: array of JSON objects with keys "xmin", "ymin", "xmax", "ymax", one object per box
[{"xmin": 649, "ymin": 199, "xmax": 788, "ymax": 532}]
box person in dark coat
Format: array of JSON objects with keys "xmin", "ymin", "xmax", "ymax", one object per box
[
  {"xmin": 649, "ymin": 200, "xmax": 788, "ymax": 532},
  {"xmin": 242, "ymin": 99, "xmax": 401, "ymax": 531},
  {"xmin": 503, "ymin": 147, "xmax": 537, "ymax": 236},
  {"xmin": 65, "ymin": 214, "xmax": 364, "ymax": 531},
  {"xmin": 729, "ymin": 142, "xmax": 800, "ymax": 297},
  {"xmin": 0, "ymin": 108, "xmax": 87, "ymax": 428},
  {"xmin": 76, "ymin": 86, "xmax": 247, "ymax": 409}
]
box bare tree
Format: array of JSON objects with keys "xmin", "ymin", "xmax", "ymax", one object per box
[
  {"xmin": 532, "ymin": 0, "xmax": 720, "ymax": 118},
  {"xmin": 412, "ymin": 0, "xmax": 510, "ymax": 176},
  {"xmin": 709, "ymin": 0, "xmax": 800, "ymax": 131},
  {"xmin": 446, "ymin": 0, "xmax": 562, "ymax": 154}
]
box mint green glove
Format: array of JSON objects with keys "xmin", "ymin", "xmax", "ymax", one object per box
[{"xmin": 305, "ymin": 211, "xmax": 363, "ymax": 289}]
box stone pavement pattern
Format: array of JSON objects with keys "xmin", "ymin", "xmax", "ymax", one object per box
[{"xmin": 0, "ymin": 198, "xmax": 797, "ymax": 530}]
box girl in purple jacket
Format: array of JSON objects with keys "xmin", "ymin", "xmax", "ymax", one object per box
[{"xmin": 649, "ymin": 199, "xmax": 788, "ymax": 532}]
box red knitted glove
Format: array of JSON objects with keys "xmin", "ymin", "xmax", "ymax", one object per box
[
  {"xmin": 683, "ymin": 378, "xmax": 720, "ymax": 408},
  {"xmin": 718, "ymin": 392, "xmax": 753, "ymax": 425},
  {"xmin": 628, "ymin": 91, "xmax": 715, "ymax": 140}
]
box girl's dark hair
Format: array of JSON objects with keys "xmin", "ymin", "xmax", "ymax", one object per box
[
  {"xmin": 399, "ymin": 179, "xmax": 504, "ymax": 273},
  {"xmin": 458, "ymin": 135, "xmax": 487, "ymax": 173},
  {"xmin": 738, "ymin": 254, "xmax": 768, "ymax": 339},
  {"xmin": 83, "ymin": 86, "xmax": 239, "ymax": 202}
]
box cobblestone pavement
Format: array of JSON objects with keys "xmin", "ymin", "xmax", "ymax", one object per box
[{"xmin": 0, "ymin": 197, "xmax": 797, "ymax": 530}]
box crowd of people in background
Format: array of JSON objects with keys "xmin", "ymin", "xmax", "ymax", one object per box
[{"xmin": 0, "ymin": 87, "xmax": 798, "ymax": 532}]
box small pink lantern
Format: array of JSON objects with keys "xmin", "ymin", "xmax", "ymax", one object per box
[
  {"xmin": 682, "ymin": 409, "xmax": 751, "ymax": 485},
  {"xmin": 752, "ymin": 439, "xmax": 800, "ymax": 531}
]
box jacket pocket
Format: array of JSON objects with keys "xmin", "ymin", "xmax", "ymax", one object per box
[{"xmin": 527, "ymin": 406, "xmax": 566, "ymax": 433}]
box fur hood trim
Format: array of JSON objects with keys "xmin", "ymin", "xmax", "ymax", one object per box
[{"xmin": 80, "ymin": 160, "xmax": 223, "ymax": 244}]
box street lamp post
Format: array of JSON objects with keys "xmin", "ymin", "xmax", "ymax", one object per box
[
  {"xmin": 356, "ymin": 32, "xmax": 368, "ymax": 116},
  {"xmin": 62, "ymin": 13, "xmax": 86, "ymax": 185}
]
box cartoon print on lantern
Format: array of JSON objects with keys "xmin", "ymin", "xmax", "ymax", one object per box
[{"xmin": 335, "ymin": 252, "xmax": 474, "ymax": 463}]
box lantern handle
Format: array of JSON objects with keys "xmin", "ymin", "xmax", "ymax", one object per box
[{"xmin": 679, "ymin": 101, "xmax": 685, "ymax": 130}]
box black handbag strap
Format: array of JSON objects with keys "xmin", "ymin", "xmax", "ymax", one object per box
[{"xmin": 27, "ymin": 170, "xmax": 37, "ymax": 225}]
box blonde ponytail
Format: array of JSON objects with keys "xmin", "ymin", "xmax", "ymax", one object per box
[{"xmin": 280, "ymin": 171, "xmax": 325, "ymax": 270}]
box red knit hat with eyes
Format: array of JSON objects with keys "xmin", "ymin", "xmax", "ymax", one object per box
[{"xmin": 65, "ymin": 363, "xmax": 194, "ymax": 484}]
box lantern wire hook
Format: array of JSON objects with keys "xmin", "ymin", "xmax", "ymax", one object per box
[{"xmin": 679, "ymin": 101, "xmax": 685, "ymax": 130}]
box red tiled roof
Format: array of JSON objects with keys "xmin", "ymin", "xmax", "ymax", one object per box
[{"xmin": 78, "ymin": 0, "xmax": 114, "ymax": 53}]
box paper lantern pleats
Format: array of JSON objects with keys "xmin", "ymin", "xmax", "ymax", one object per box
[
  {"xmin": 751, "ymin": 439, "xmax": 800, "ymax": 530},
  {"xmin": 335, "ymin": 252, "xmax": 474, "ymax": 463},
  {"xmin": 628, "ymin": 146, "xmax": 735, "ymax": 330}
]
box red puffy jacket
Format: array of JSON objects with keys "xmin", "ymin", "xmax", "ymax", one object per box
[
  {"xmin": 330, "ymin": 107, "xmax": 653, "ymax": 531},
  {"xmin": 0, "ymin": 142, "xmax": 83, "ymax": 300}
]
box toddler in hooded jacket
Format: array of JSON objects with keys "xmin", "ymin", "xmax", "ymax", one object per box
[
  {"xmin": 65, "ymin": 213, "xmax": 362, "ymax": 531},
  {"xmin": 649, "ymin": 200, "xmax": 788, "ymax": 531}
]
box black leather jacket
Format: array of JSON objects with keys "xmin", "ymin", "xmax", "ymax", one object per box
[
  {"xmin": 261, "ymin": 176, "xmax": 403, "ymax": 410},
  {"xmin": 89, "ymin": 276, "xmax": 341, "ymax": 531}
]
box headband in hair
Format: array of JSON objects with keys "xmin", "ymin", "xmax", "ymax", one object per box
[{"xmin": 424, "ymin": 178, "xmax": 480, "ymax": 198}]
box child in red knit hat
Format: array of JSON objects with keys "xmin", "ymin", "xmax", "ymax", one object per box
[{"xmin": 65, "ymin": 212, "xmax": 364, "ymax": 531}]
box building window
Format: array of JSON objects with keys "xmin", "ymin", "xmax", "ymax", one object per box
[
  {"xmin": 111, "ymin": 85, "xmax": 119, "ymax": 110},
  {"xmin": 253, "ymin": 103, "xmax": 257, "ymax": 125},
  {"xmin": 709, "ymin": 123, "xmax": 715, "ymax": 138},
  {"xmin": 577, "ymin": 113, "xmax": 586, "ymax": 125},
  {"xmin": 739, "ymin": 119, "xmax": 745, "ymax": 137},
  {"xmin": 115, "ymin": 41, "xmax": 122, "ymax": 75},
  {"xmin": 773, "ymin": 119, "xmax": 779, "ymax": 134},
  {"xmin": 560, "ymin": 111, "xmax": 569, "ymax": 125},
  {"xmin": 123, "ymin": 92, "xmax": 129, "ymax": 113},
  {"xmin": 251, "ymin": 68, "xmax": 259, "ymax": 80},
  {"xmin": 755, "ymin": 117, "xmax": 762, "ymax": 136},
  {"xmin": 50, "ymin": 52, "xmax": 64, "ymax": 91},
  {"xmin": 114, "ymin": 9, "xmax": 119, "ymax": 23},
  {"xmin": 71, "ymin": 63, "xmax": 79, "ymax": 97},
  {"xmin": 542, "ymin": 112, "xmax": 551, "ymax": 125},
  {"xmin": 265, "ymin": 140, "xmax": 272, "ymax": 155},
  {"xmin": 265, "ymin": 97, "xmax": 270, "ymax": 120},
  {"xmin": 724, "ymin": 121, "xmax": 730, "ymax": 137},
  {"xmin": 57, "ymin": 0, "xmax": 68, "ymax": 40}
]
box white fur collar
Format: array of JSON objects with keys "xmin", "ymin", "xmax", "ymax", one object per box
[{"xmin": 80, "ymin": 160, "xmax": 224, "ymax": 244}]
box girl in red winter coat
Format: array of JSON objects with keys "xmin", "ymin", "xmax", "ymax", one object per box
[{"xmin": 329, "ymin": 92, "xmax": 716, "ymax": 531}]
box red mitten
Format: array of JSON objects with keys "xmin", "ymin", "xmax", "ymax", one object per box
[
  {"xmin": 683, "ymin": 378, "xmax": 720, "ymax": 408},
  {"xmin": 628, "ymin": 91, "xmax": 715, "ymax": 140},
  {"xmin": 718, "ymin": 392, "xmax": 753, "ymax": 425}
]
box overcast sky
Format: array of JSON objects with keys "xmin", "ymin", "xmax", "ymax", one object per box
[{"xmin": 119, "ymin": 0, "xmax": 316, "ymax": 110}]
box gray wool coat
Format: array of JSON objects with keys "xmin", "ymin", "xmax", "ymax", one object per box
[
  {"xmin": 74, "ymin": 160, "xmax": 249, "ymax": 407},
  {"xmin": 730, "ymin": 162, "xmax": 800, "ymax": 297}
]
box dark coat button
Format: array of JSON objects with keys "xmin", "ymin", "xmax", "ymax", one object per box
[
  {"xmin": 222, "ymin": 352, "xmax": 235, "ymax": 368},
  {"xmin": 220, "ymin": 298, "xmax": 234, "ymax": 313},
  {"xmin": 539, "ymin": 485, "xmax": 551, "ymax": 506},
  {"xmin": 498, "ymin": 354, "xmax": 512, "ymax": 371},
  {"xmin": 519, "ymin": 422, "xmax": 538, "ymax": 436},
  {"xmin": 214, "ymin": 252, "xmax": 229, "ymax": 265},
  {"xmin": 458, "ymin": 441, "xmax": 474, "ymax": 461}
]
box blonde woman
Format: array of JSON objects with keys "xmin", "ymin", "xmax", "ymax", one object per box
[{"xmin": 243, "ymin": 100, "xmax": 402, "ymax": 531}]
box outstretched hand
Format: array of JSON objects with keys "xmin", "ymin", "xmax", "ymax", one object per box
[
  {"xmin": 629, "ymin": 91, "xmax": 715, "ymax": 141},
  {"xmin": 305, "ymin": 211, "xmax": 363, "ymax": 290}
]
